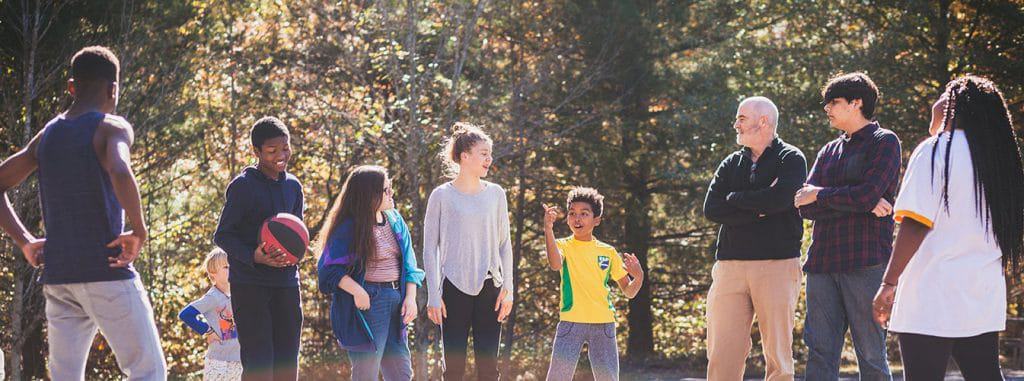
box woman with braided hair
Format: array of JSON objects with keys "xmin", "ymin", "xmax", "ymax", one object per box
[{"xmin": 872, "ymin": 76, "xmax": 1024, "ymax": 380}]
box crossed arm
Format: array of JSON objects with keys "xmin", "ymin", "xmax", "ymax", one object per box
[
  {"xmin": 703, "ymin": 156, "xmax": 761, "ymax": 226},
  {"xmin": 798, "ymin": 137, "xmax": 901, "ymax": 220},
  {"xmin": 724, "ymin": 152, "xmax": 807, "ymax": 216}
]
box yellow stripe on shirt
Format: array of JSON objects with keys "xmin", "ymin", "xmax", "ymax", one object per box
[{"xmin": 894, "ymin": 210, "xmax": 934, "ymax": 229}]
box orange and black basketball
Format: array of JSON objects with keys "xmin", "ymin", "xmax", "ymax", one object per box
[{"xmin": 259, "ymin": 213, "xmax": 309, "ymax": 264}]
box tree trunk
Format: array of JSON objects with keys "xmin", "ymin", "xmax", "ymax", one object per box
[
  {"xmin": 623, "ymin": 185, "xmax": 654, "ymax": 359},
  {"xmin": 621, "ymin": 139, "xmax": 655, "ymax": 359},
  {"xmin": 933, "ymin": 0, "xmax": 952, "ymax": 82},
  {"xmin": 500, "ymin": 0, "xmax": 525, "ymax": 374},
  {"xmin": 397, "ymin": 1, "xmax": 433, "ymax": 378},
  {"xmin": 11, "ymin": 263, "xmax": 25, "ymax": 381},
  {"xmin": 8, "ymin": 180, "xmax": 46, "ymax": 381},
  {"xmin": 10, "ymin": 2, "xmax": 50, "ymax": 378},
  {"xmin": 621, "ymin": 64, "xmax": 655, "ymax": 360}
]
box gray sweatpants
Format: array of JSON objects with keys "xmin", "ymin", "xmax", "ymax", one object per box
[
  {"xmin": 545, "ymin": 322, "xmax": 619, "ymax": 381},
  {"xmin": 43, "ymin": 277, "xmax": 166, "ymax": 380}
]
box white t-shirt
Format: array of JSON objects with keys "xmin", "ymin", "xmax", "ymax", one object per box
[{"xmin": 889, "ymin": 130, "xmax": 1006, "ymax": 337}]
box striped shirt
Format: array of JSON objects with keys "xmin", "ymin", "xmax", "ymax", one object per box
[{"xmin": 365, "ymin": 220, "xmax": 401, "ymax": 282}]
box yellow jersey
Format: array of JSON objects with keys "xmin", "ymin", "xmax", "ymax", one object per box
[{"xmin": 556, "ymin": 237, "xmax": 628, "ymax": 323}]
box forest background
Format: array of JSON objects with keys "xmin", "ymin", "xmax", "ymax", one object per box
[{"xmin": 1, "ymin": 0, "xmax": 1023, "ymax": 379}]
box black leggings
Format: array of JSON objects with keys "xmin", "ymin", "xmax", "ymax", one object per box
[
  {"xmin": 442, "ymin": 278, "xmax": 502, "ymax": 381},
  {"xmin": 898, "ymin": 331, "xmax": 1002, "ymax": 381}
]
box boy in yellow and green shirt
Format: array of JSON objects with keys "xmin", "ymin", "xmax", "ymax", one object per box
[{"xmin": 542, "ymin": 187, "xmax": 644, "ymax": 381}]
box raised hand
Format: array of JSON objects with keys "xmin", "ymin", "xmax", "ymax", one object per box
[
  {"xmin": 542, "ymin": 204, "xmax": 560, "ymax": 230},
  {"xmin": 623, "ymin": 253, "xmax": 643, "ymax": 278}
]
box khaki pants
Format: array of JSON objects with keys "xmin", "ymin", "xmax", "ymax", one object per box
[{"xmin": 706, "ymin": 258, "xmax": 801, "ymax": 381}]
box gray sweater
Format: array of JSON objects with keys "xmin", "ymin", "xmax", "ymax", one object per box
[{"xmin": 422, "ymin": 181, "xmax": 514, "ymax": 308}]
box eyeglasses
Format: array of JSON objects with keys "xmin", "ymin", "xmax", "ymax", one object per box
[{"xmin": 749, "ymin": 162, "xmax": 758, "ymax": 184}]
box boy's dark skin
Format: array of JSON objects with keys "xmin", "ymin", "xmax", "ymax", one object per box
[
  {"xmin": 252, "ymin": 134, "xmax": 296, "ymax": 267},
  {"xmin": 0, "ymin": 71, "xmax": 146, "ymax": 267}
]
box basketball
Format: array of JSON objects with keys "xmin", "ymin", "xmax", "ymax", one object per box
[{"xmin": 259, "ymin": 213, "xmax": 309, "ymax": 264}]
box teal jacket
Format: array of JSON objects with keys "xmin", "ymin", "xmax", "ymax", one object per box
[{"xmin": 316, "ymin": 209, "xmax": 424, "ymax": 352}]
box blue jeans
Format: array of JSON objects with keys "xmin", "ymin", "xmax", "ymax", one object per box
[
  {"xmin": 804, "ymin": 265, "xmax": 891, "ymax": 381},
  {"xmin": 347, "ymin": 283, "xmax": 412, "ymax": 381}
]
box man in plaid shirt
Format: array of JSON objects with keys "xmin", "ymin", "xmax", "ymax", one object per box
[{"xmin": 794, "ymin": 72, "xmax": 901, "ymax": 381}]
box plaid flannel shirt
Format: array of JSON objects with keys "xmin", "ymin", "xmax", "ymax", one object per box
[{"xmin": 799, "ymin": 122, "xmax": 902, "ymax": 273}]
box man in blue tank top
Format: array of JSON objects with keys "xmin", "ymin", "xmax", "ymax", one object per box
[{"xmin": 0, "ymin": 46, "xmax": 166, "ymax": 380}]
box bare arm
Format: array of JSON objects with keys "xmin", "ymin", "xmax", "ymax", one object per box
[
  {"xmin": 542, "ymin": 204, "xmax": 562, "ymax": 270},
  {"xmin": 873, "ymin": 219, "xmax": 930, "ymax": 326},
  {"xmin": 882, "ymin": 219, "xmax": 930, "ymax": 286},
  {"xmin": 0, "ymin": 131, "xmax": 47, "ymax": 266},
  {"xmin": 616, "ymin": 274, "xmax": 643, "ymax": 299},
  {"xmin": 544, "ymin": 228, "xmax": 562, "ymax": 271},
  {"xmin": 0, "ymin": 130, "xmax": 43, "ymax": 248},
  {"xmin": 96, "ymin": 118, "xmax": 147, "ymax": 267},
  {"xmin": 98, "ymin": 118, "xmax": 146, "ymax": 240}
]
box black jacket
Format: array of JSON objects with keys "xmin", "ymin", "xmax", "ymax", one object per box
[{"xmin": 703, "ymin": 138, "xmax": 807, "ymax": 260}]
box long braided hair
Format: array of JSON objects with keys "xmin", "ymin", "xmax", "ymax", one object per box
[{"xmin": 931, "ymin": 75, "xmax": 1024, "ymax": 273}]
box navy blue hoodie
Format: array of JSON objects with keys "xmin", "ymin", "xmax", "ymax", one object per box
[{"xmin": 214, "ymin": 167, "xmax": 304, "ymax": 287}]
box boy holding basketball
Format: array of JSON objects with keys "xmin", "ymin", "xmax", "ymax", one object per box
[
  {"xmin": 541, "ymin": 187, "xmax": 644, "ymax": 381},
  {"xmin": 214, "ymin": 116, "xmax": 304, "ymax": 380}
]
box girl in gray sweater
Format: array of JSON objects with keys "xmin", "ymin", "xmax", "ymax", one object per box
[{"xmin": 423, "ymin": 123, "xmax": 514, "ymax": 381}]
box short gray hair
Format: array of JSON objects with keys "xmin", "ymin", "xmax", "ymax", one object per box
[{"xmin": 739, "ymin": 96, "xmax": 779, "ymax": 129}]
